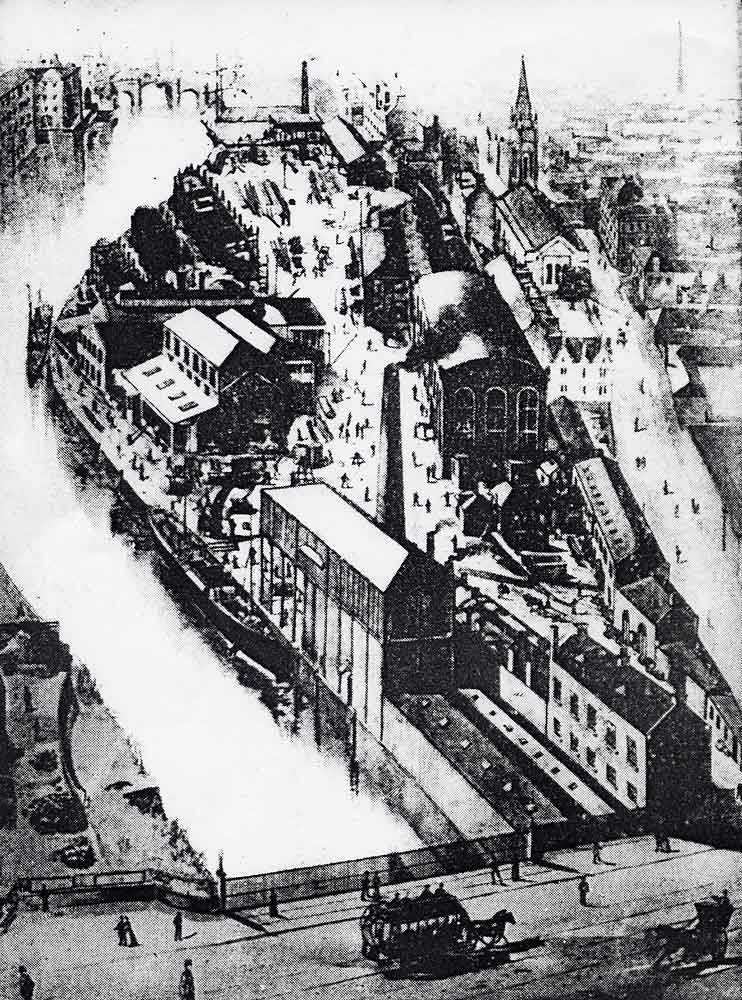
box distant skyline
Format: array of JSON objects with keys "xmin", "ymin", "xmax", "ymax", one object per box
[{"xmin": 0, "ymin": 0, "xmax": 738, "ymax": 118}]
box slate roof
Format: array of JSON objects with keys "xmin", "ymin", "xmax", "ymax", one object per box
[
  {"xmin": 497, "ymin": 185, "xmax": 586, "ymax": 254},
  {"xmin": 557, "ymin": 631, "xmax": 675, "ymax": 734},
  {"xmin": 96, "ymin": 319, "xmax": 162, "ymax": 370},
  {"xmin": 0, "ymin": 68, "xmax": 30, "ymax": 99}
]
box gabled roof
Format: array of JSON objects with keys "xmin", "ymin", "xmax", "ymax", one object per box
[
  {"xmin": 323, "ymin": 116, "xmax": 367, "ymax": 166},
  {"xmin": 0, "ymin": 68, "xmax": 30, "ymax": 98},
  {"xmin": 265, "ymin": 483, "xmax": 408, "ymax": 592},
  {"xmin": 497, "ymin": 185, "xmax": 585, "ymax": 255},
  {"xmin": 164, "ymin": 308, "xmax": 237, "ymax": 367},
  {"xmin": 557, "ymin": 631, "xmax": 675, "ymax": 734},
  {"xmin": 216, "ymin": 308, "xmax": 275, "ymax": 355},
  {"xmin": 264, "ymin": 296, "xmax": 326, "ymax": 328}
]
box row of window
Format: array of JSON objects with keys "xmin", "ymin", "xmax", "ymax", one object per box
[
  {"xmin": 78, "ymin": 332, "xmax": 103, "ymax": 364},
  {"xmin": 553, "ymin": 679, "xmax": 638, "ymax": 767},
  {"xmin": 453, "ymin": 386, "xmax": 539, "ymax": 443},
  {"xmin": 165, "ymin": 330, "xmax": 217, "ymax": 388},
  {"xmin": 544, "ymin": 262, "xmax": 567, "ymax": 287},
  {"xmin": 553, "ymin": 719, "xmax": 639, "ymax": 802},
  {"xmin": 558, "ymin": 384, "xmax": 609, "ymax": 397}
]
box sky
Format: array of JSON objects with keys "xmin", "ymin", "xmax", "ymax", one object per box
[{"xmin": 0, "ymin": 0, "xmax": 738, "ymax": 120}]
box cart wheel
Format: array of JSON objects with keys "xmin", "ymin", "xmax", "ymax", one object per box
[{"xmin": 712, "ymin": 932, "xmax": 728, "ymax": 960}]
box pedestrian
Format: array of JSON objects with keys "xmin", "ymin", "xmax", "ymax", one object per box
[
  {"xmin": 364, "ymin": 487, "xmax": 371, "ymax": 503},
  {"xmin": 361, "ymin": 359, "xmax": 367, "ymax": 374},
  {"xmin": 366, "ymin": 338, "xmax": 372, "ymax": 352},
  {"xmin": 654, "ymin": 832, "xmax": 663, "ymax": 852},
  {"xmin": 491, "ymin": 862, "xmax": 506, "ymax": 886},
  {"xmin": 370, "ymin": 443, "xmax": 376, "ymax": 457},
  {"xmin": 592, "ymin": 841, "xmax": 603, "ymax": 865},
  {"xmin": 361, "ymin": 871, "xmax": 370, "ymax": 901},
  {"xmin": 578, "ymin": 875, "xmax": 590, "ymax": 906},
  {"xmin": 18, "ymin": 967, "xmax": 34, "ymax": 1000},
  {"xmin": 40, "ymin": 885, "xmax": 49, "ymax": 913},
  {"xmin": 115, "ymin": 915, "xmax": 128, "ymax": 946},
  {"xmin": 355, "ymin": 422, "xmax": 361, "ymax": 439},
  {"xmin": 663, "ymin": 479, "xmax": 670, "ymax": 495},
  {"xmin": 430, "ymin": 463, "xmax": 436, "ymax": 481},
  {"xmin": 675, "ymin": 544, "xmax": 682, "ymax": 564},
  {"xmin": 674, "ymin": 504, "xmax": 679, "ymax": 518},
  {"xmin": 124, "ymin": 915, "xmax": 138, "ymax": 947},
  {"xmin": 444, "ymin": 491, "xmax": 451, "ymax": 507},
  {"xmin": 639, "ymin": 378, "xmax": 644, "ymax": 394},
  {"xmin": 412, "ymin": 451, "xmax": 418, "ymax": 467},
  {"xmin": 372, "ymin": 873, "xmax": 381, "ymax": 900},
  {"xmin": 269, "ymin": 888, "xmax": 280, "ymax": 917},
  {"xmin": 361, "ymin": 390, "xmax": 366, "ymax": 405},
  {"xmin": 174, "ymin": 910, "xmax": 183, "ymax": 942},
  {"xmin": 179, "ymin": 959, "xmax": 195, "ymax": 1000},
  {"xmin": 425, "ymin": 499, "xmax": 431, "ymax": 514},
  {"xmin": 412, "ymin": 385, "xmax": 418, "ymax": 402},
  {"xmin": 413, "ymin": 492, "xmax": 420, "ymax": 507}
]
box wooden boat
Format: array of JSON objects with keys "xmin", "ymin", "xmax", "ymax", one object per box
[{"xmin": 147, "ymin": 508, "xmax": 294, "ymax": 685}]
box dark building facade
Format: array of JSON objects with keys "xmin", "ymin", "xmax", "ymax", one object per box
[
  {"xmin": 413, "ymin": 272, "xmax": 547, "ymax": 488},
  {"xmin": 598, "ymin": 175, "xmax": 677, "ymax": 272}
]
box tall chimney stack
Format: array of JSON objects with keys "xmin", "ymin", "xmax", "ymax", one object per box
[{"xmin": 301, "ymin": 60, "xmax": 310, "ymax": 115}]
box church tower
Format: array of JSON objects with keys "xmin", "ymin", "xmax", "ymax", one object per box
[{"xmin": 508, "ymin": 56, "xmax": 538, "ymax": 188}]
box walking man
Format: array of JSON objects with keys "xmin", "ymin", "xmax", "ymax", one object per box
[
  {"xmin": 361, "ymin": 871, "xmax": 370, "ymax": 901},
  {"xmin": 174, "ymin": 910, "xmax": 183, "ymax": 942},
  {"xmin": 269, "ymin": 889, "xmax": 280, "ymax": 918},
  {"xmin": 578, "ymin": 875, "xmax": 590, "ymax": 906},
  {"xmin": 115, "ymin": 915, "xmax": 128, "ymax": 947},
  {"xmin": 372, "ymin": 873, "xmax": 381, "ymax": 900},
  {"xmin": 491, "ymin": 862, "xmax": 506, "ymax": 886},
  {"xmin": 179, "ymin": 959, "xmax": 195, "ymax": 1000},
  {"xmin": 592, "ymin": 841, "xmax": 603, "ymax": 865},
  {"xmin": 18, "ymin": 967, "xmax": 34, "ymax": 1000}
]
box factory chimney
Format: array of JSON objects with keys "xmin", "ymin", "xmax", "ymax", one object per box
[
  {"xmin": 676, "ymin": 21, "xmax": 685, "ymax": 96},
  {"xmin": 301, "ymin": 59, "xmax": 310, "ymax": 114}
]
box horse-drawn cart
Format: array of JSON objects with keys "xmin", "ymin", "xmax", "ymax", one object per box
[
  {"xmin": 361, "ymin": 890, "xmax": 541, "ymax": 978},
  {"xmin": 652, "ymin": 897, "xmax": 733, "ymax": 966}
]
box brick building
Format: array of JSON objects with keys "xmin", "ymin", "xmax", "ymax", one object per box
[{"xmin": 598, "ymin": 175, "xmax": 677, "ymax": 272}]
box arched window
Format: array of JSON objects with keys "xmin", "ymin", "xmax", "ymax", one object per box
[
  {"xmin": 454, "ymin": 386, "xmax": 475, "ymax": 441},
  {"xmin": 485, "ymin": 388, "xmax": 507, "ymax": 451},
  {"xmin": 621, "ymin": 609, "xmax": 631, "ymax": 644},
  {"xmin": 516, "ymin": 387, "xmax": 539, "ymax": 452}
]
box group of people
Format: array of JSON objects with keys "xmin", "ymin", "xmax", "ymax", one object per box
[{"xmin": 361, "ymin": 873, "xmax": 451, "ymax": 906}]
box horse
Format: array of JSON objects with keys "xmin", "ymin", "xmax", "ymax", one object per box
[
  {"xmin": 472, "ymin": 909, "xmax": 516, "ymax": 946},
  {"xmin": 647, "ymin": 924, "xmax": 698, "ymax": 967}
]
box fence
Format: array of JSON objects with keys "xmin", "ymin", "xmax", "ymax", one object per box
[
  {"xmin": 21, "ymin": 869, "xmax": 218, "ymax": 913},
  {"xmin": 224, "ymin": 832, "xmax": 522, "ymax": 911}
]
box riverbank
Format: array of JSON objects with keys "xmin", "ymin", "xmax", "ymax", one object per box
[{"xmin": 0, "ymin": 559, "xmax": 208, "ymax": 883}]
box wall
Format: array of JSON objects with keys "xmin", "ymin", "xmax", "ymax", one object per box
[
  {"xmin": 548, "ymin": 661, "xmax": 647, "ymax": 809},
  {"xmin": 499, "ymin": 665, "xmax": 547, "ymax": 732},
  {"xmin": 382, "ymin": 697, "xmax": 512, "ymax": 838}
]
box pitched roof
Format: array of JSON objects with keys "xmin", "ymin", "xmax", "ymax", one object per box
[
  {"xmin": 216, "ymin": 308, "xmax": 275, "ymax": 355},
  {"xmin": 164, "ymin": 308, "xmax": 237, "ymax": 367},
  {"xmin": 557, "ymin": 631, "xmax": 675, "ymax": 734},
  {"xmin": 0, "ymin": 68, "xmax": 30, "ymax": 99},
  {"xmin": 264, "ymin": 483, "xmax": 408, "ymax": 592},
  {"xmin": 120, "ymin": 354, "xmax": 218, "ymax": 425},
  {"xmin": 264, "ymin": 296, "xmax": 326, "ymax": 327},
  {"xmin": 323, "ymin": 116, "xmax": 367, "ymax": 166},
  {"xmin": 574, "ymin": 456, "xmax": 668, "ymax": 586},
  {"xmin": 497, "ymin": 185, "xmax": 585, "ymax": 254}
]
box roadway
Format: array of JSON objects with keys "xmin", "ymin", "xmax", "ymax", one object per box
[{"xmin": 5, "ymin": 837, "xmax": 742, "ymax": 1000}]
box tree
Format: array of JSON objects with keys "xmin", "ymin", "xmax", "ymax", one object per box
[{"xmin": 557, "ymin": 265, "xmax": 593, "ymax": 308}]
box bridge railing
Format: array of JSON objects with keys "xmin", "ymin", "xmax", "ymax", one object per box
[{"xmin": 223, "ymin": 832, "xmax": 522, "ymax": 911}]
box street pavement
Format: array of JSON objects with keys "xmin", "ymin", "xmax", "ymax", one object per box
[
  {"xmin": 3, "ymin": 837, "xmax": 742, "ymax": 1000},
  {"xmin": 580, "ymin": 229, "xmax": 742, "ymax": 711}
]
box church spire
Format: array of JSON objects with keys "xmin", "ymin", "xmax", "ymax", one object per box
[{"xmin": 513, "ymin": 55, "xmax": 533, "ymax": 122}]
